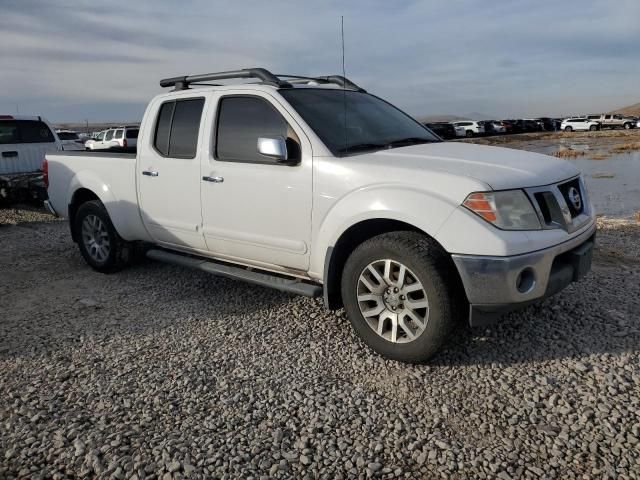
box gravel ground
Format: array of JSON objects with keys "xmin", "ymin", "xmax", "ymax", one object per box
[{"xmin": 1, "ymin": 211, "xmax": 639, "ymax": 479}]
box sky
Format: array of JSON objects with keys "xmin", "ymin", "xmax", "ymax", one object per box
[{"xmin": 1, "ymin": 0, "xmax": 639, "ymax": 123}]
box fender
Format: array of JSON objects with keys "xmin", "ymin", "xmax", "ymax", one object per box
[
  {"xmin": 309, "ymin": 184, "xmax": 460, "ymax": 279},
  {"xmin": 67, "ymin": 169, "xmax": 152, "ymax": 242}
]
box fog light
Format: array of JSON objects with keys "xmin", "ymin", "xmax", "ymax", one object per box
[{"xmin": 516, "ymin": 268, "xmax": 536, "ymax": 293}]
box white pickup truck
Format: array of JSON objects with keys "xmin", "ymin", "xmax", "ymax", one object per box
[{"xmin": 45, "ymin": 68, "xmax": 596, "ymax": 363}]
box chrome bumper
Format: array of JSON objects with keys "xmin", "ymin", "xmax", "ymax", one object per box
[
  {"xmin": 451, "ymin": 222, "xmax": 596, "ymax": 326},
  {"xmin": 44, "ymin": 200, "xmax": 58, "ymax": 217}
]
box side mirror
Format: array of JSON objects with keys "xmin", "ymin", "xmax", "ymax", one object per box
[{"xmin": 257, "ymin": 136, "xmax": 288, "ymax": 162}]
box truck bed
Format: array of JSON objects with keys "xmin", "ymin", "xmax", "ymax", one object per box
[{"xmin": 46, "ymin": 150, "xmax": 148, "ymax": 242}]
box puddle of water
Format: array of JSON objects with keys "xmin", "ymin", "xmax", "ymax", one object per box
[{"xmin": 502, "ymin": 141, "xmax": 639, "ymax": 217}]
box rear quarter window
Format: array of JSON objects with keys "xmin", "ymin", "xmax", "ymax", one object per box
[{"xmin": 126, "ymin": 129, "xmax": 139, "ymax": 139}]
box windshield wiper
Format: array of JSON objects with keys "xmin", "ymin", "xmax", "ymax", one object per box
[
  {"xmin": 338, "ymin": 142, "xmax": 386, "ymax": 153},
  {"xmin": 384, "ymin": 137, "xmax": 436, "ymax": 148}
]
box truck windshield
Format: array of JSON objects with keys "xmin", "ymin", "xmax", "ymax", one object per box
[{"xmin": 279, "ymin": 89, "xmax": 440, "ymax": 156}]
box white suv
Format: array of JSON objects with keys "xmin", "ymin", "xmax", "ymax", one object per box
[
  {"xmin": 85, "ymin": 126, "xmax": 139, "ymax": 151},
  {"xmin": 561, "ymin": 118, "xmax": 600, "ymax": 132},
  {"xmin": 452, "ymin": 121, "xmax": 485, "ymax": 137}
]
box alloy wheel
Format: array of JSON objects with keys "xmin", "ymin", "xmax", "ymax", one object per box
[{"xmin": 356, "ymin": 259, "xmax": 429, "ymax": 343}]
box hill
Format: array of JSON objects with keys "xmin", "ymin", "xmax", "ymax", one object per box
[{"xmin": 610, "ymin": 102, "xmax": 640, "ymax": 117}]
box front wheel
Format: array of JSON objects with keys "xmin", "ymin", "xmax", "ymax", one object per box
[
  {"xmin": 564, "ymin": 126, "xmax": 573, "ymax": 132},
  {"xmin": 589, "ymin": 125, "xmax": 597, "ymax": 131},
  {"xmin": 74, "ymin": 200, "xmax": 133, "ymax": 273},
  {"xmin": 341, "ymin": 232, "xmax": 463, "ymax": 363},
  {"xmin": 465, "ymin": 130, "xmax": 474, "ymax": 138},
  {"xmin": 624, "ymin": 123, "xmax": 632, "ymax": 130}
]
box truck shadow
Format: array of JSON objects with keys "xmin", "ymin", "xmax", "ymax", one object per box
[{"xmin": 431, "ymin": 253, "xmax": 640, "ymax": 366}]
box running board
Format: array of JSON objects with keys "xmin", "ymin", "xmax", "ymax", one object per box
[{"xmin": 146, "ymin": 249, "xmax": 322, "ymax": 298}]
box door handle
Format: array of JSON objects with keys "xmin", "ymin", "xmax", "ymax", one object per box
[
  {"xmin": 202, "ymin": 176, "xmax": 224, "ymax": 183},
  {"xmin": 2, "ymin": 151, "xmax": 18, "ymax": 158},
  {"xmin": 142, "ymin": 170, "xmax": 159, "ymax": 177}
]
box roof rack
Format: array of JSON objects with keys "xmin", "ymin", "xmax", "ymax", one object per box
[
  {"xmin": 159, "ymin": 68, "xmax": 365, "ymax": 92},
  {"xmin": 276, "ymin": 74, "xmax": 366, "ymax": 92}
]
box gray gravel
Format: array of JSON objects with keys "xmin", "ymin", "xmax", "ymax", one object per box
[{"xmin": 1, "ymin": 210, "xmax": 639, "ymax": 479}]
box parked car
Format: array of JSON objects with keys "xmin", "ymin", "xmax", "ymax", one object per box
[
  {"xmin": 482, "ymin": 120, "xmax": 506, "ymax": 134},
  {"xmin": 84, "ymin": 126, "xmax": 139, "ymax": 151},
  {"xmin": 522, "ymin": 119, "xmax": 543, "ymax": 132},
  {"xmin": 560, "ymin": 118, "xmax": 600, "ymax": 132},
  {"xmin": 589, "ymin": 114, "xmax": 636, "ymax": 130},
  {"xmin": 451, "ymin": 121, "xmax": 485, "ymax": 137},
  {"xmin": 0, "ymin": 115, "xmax": 61, "ymax": 203},
  {"xmin": 452, "ymin": 124, "xmax": 467, "ymax": 137},
  {"xmin": 55, "ymin": 130, "xmax": 85, "ymax": 151},
  {"xmin": 45, "ymin": 67, "xmax": 595, "ymax": 363},
  {"xmin": 500, "ymin": 120, "xmax": 518, "ymax": 133},
  {"xmin": 534, "ymin": 118, "xmax": 560, "ymax": 131},
  {"xmin": 424, "ymin": 122, "xmax": 457, "ymax": 140},
  {"xmin": 111, "ymin": 126, "xmax": 139, "ymax": 151}
]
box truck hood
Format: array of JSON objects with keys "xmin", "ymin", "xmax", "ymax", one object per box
[{"xmin": 365, "ymin": 142, "xmax": 579, "ymax": 190}]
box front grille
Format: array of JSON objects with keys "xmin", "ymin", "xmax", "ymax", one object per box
[
  {"xmin": 526, "ymin": 176, "xmax": 590, "ymax": 233},
  {"xmin": 557, "ymin": 178, "xmax": 583, "ymax": 217}
]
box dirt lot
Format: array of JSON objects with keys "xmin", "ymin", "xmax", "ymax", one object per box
[{"xmin": 1, "ymin": 203, "xmax": 639, "ymax": 479}]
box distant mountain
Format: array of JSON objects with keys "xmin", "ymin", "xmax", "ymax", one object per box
[
  {"xmin": 414, "ymin": 112, "xmax": 496, "ymax": 123},
  {"xmin": 415, "ymin": 114, "xmax": 471, "ymax": 123},
  {"xmin": 610, "ymin": 102, "xmax": 640, "ymax": 117}
]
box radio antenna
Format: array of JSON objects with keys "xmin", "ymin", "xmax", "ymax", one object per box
[{"xmin": 341, "ymin": 15, "xmax": 348, "ymax": 154}]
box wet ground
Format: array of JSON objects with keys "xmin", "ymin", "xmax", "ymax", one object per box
[{"xmin": 466, "ymin": 129, "xmax": 640, "ymax": 218}]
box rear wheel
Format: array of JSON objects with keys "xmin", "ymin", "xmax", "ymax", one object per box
[
  {"xmin": 465, "ymin": 130, "xmax": 474, "ymax": 138},
  {"xmin": 341, "ymin": 231, "xmax": 463, "ymax": 363},
  {"xmin": 565, "ymin": 126, "xmax": 573, "ymax": 132},
  {"xmin": 74, "ymin": 200, "xmax": 133, "ymax": 273}
]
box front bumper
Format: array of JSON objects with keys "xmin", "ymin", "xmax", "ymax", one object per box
[{"xmin": 451, "ymin": 222, "xmax": 596, "ymax": 327}]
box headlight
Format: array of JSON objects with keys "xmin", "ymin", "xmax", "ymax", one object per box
[{"xmin": 463, "ymin": 190, "xmax": 541, "ymax": 230}]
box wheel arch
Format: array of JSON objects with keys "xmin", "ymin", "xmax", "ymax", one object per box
[
  {"xmin": 323, "ymin": 218, "xmax": 456, "ymax": 310},
  {"xmin": 68, "ymin": 188, "xmax": 101, "ymax": 242}
]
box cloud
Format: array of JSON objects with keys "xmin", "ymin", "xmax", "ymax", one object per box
[{"xmin": 1, "ymin": 0, "xmax": 639, "ymax": 121}]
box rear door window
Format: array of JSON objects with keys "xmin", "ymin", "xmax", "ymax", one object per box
[
  {"xmin": 114, "ymin": 129, "xmax": 123, "ymax": 139},
  {"xmin": 153, "ymin": 98, "xmax": 205, "ymax": 158}
]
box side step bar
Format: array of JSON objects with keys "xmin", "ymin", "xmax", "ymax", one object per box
[{"xmin": 146, "ymin": 249, "xmax": 323, "ymax": 298}]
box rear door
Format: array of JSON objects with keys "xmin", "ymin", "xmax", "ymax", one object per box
[
  {"xmin": 137, "ymin": 95, "xmax": 208, "ymax": 249},
  {"xmin": 0, "ymin": 119, "xmax": 58, "ymax": 175}
]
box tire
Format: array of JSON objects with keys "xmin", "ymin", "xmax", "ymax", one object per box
[
  {"xmin": 74, "ymin": 200, "xmax": 133, "ymax": 273},
  {"xmin": 465, "ymin": 130, "xmax": 474, "ymax": 138},
  {"xmin": 589, "ymin": 125, "xmax": 597, "ymax": 131},
  {"xmin": 624, "ymin": 123, "xmax": 631, "ymax": 130},
  {"xmin": 565, "ymin": 126, "xmax": 573, "ymax": 132},
  {"xmin": 340, "ymin": 231, "xmax": 464, "ymax": 363}
]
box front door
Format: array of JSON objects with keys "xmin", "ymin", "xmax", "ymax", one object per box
[
  {"xmin": 200, "ymin": 92, "xmax": 312, "ymax": 272},
  {"xmin": 137, "ymin": 95, "xmax": 208, "ymax": 249}
]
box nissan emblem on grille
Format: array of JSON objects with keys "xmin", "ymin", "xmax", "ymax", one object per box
[{"xmin": 568, "ymin": 186, "xmax": 582, "ymax": 210}]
